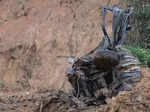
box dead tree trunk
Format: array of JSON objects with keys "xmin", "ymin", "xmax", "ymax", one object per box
[{"xmin": 66, "ymin": 6, "xmax": 141, "ymax": 106}]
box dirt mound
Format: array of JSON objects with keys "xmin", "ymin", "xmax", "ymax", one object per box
[
  {"xmin": 0, "ymin": 89, "xmax": 85, "ymax": 112},
  {"xmin": 98, "ymin": 68, "xmax": 150, "ymax": 112},
  {"xmin": 0, "ymin": 68, "xmax": 149, "ymax": 112}
]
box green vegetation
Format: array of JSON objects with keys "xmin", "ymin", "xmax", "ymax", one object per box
[
  {"xmin": 135, "ymin": 3, "xmax": 150, "ymax": 48},
  {"xmin": 124, "ymin": 45, "xmax": 150, "ymax": 66},
  {"xmin": 125, "ymin": 0, "xmax": 150, "ymax": 49},
  {"xmin": 123, "ymin": 1, "xmax": 150, "ymax": 67},
  {"xmin": 136, "ymin": 4, "xmax": 150, "ymax": 21}
]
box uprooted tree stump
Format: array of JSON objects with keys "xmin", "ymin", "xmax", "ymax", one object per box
[{"xmin": 65, "ymin": 6, "xmax": 141, "ymax": 106}]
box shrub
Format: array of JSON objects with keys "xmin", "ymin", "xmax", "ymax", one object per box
[
  {"xmin": 124, "ymin": 0, "xmax": 150, "ymax": 49},
  {"xmin": 123, "ymin": 45, "xmax": 150, "ymax": 66}
]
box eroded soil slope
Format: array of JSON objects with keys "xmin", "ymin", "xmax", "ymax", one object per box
[
  {"xmin": 1, "ymin": 0, "xmax": 150, "ymax": 112},
  {"xmin": 0, "ymin": 0, "xmax": 119, "ymax": 91}
]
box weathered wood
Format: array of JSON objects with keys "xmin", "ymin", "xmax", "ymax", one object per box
[{"xmin": 66, "ymin": 6, "xmax": 141, "ymax": 106}]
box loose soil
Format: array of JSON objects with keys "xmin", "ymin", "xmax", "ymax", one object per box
[{"xmin": 0, "ymin": 0, "xmax": 149, "ymax": 112}]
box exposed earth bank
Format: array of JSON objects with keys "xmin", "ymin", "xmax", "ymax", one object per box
[
  {"xmin": 0, "ymin": 0, "xmax": 149, "ymax": 112},
  {"xmin": 0, "ymin": 0, "xmax": 118, "ymax": 91}
]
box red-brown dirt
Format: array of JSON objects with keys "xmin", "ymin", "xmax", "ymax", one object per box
[
  {"xmin": 0, "ymin": 0, "xmax": 119, "ymax": 91},
  {"xmin": 0, "ymin": 0, "xmax": 149, "ymax": 112},
  {"xmin": 0, "ymin": 68, "xmax": 149, "ymax": 112}
]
